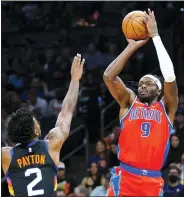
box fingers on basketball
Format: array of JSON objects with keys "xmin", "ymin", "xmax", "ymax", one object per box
[{"xmin": 142, "ymin": 18, "xmax": 147, "ymax": 25}]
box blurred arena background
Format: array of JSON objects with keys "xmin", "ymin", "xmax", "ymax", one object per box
[{"xmin": 1, "ymin": 1, "xmax": 184, "ymax": 197}]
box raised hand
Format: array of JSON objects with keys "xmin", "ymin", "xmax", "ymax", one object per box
[
  {"xmin": 71, "ymin": 53, "xmax": 85, "ymax": 80},
  {"xmin": 144, "ymin": 8, "xmax": 159, "ymax": 38}
]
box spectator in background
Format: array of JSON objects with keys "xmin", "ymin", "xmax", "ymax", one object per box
[
  {"xmin": 178, "ymin": 153, "xmax": 184, "ymax": 185},
  {"xmin": 28, "ymin": 88, "xmax": 48, "ymax": 119},
  {"xmin": 104, "ymin": 126, "xmax": 121, "ymax": 149},
  {"xmin": 97, "ymin": 82, "xmax": 112, "ymax": 108},
  {"xmin": 83, "ymin": 43, "xmax": 102, "ymax": 70},
  {"xmin": 102, "ymin": 43, "xmax": 118, "ymax": 68},
  {"xmin": 10, "ymin": 91, "xmax": 22, "ymax": 112},
  {"xmin": 88, "ymin": 140, "xmax": 108, "ymax": 174},
  {"xmin": 8, "ymin": 72, "xmax": 24, "ymax": 90},
  {"xmin": 8, "ymin": 57, "xmax": 25, "ymax": 89},
  {"xmin": 78, "ymin": 88, "xmax": 90, "ymax": 118},
  {"xmin": 81, "ymin": 162, "xmax": 104, "ymax": 192},
  {"xmin": 41, "ymin": 80, "xmax": 56, "ymax": 98},
  {"xmin": 3, "ymin": 91, "xmax": 22, "ymax": 114},
  {"xmin": 30, "ymin": 77, "xmax": 45, "ymax": 98},
  {"xmin": 21, "ymin": 77, "xmax": 56, "ymax": 101},
  {"xmin": 108, "ymin": 140, "xmax": 119, "ymax": 168},
  {"xmin": 20, "ymin": 101, "xmax": 30, "ymax": 109},
  {"xmin": 163, "ymin": 164, "xmax": 184, "ymax": 197},
  {"xmin": 57, "ymin": 162, "xmax": 67, "ymax": 195},
  {"xmin": 178, "ymin": 93, "xmax": 184, "ymax": 109},
  {"xmin": 177, "ymin": 45, "xmax": 184, "ymax": 87},
  {"xmin": 74, "ymin": 185, "xmax": 90, "ymax": 197},
  {"xmin": 57, "ymin": 162, "xmax": 66, "ymax": 182},
  {"xmin": 90, "ymin": 172, "xmax": 110, "ymax": 196},
  {"xmin": 57, "ymin": 162, "xmax": 77, "ymax": 196},
  {"xmin": 47, "ymin": 88, "xmax": 65, "ymax": 116},
  {"xmin": 56, "ymin": 188, "xmax": 65, "ymax": 197},
  {"xmin": 175, "ymin": 109, "xmax": 184, "ymax": 151},
  {"xmin": 166, "ymin": 134, "xmax": 184, "ymax": 167},
  {"xmin": 43, "ymin": 48, "xmax": 56, "ymax": 73}
]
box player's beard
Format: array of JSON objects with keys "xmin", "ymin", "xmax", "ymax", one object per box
[{"xmin": 138, "ymin": 94, "xmax": 156, "ymax": 104}]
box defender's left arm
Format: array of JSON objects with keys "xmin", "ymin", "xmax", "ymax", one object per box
[{"xmin": 145, "ymin": 9, "xmax": 178, "ymax": 123}]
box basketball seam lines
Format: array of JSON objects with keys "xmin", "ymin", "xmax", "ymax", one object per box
[
  {"xmin": 131, "ymin": 18, "xmax": 146, "ymax": 28},
  {"xmin": 125, "ymin": 12, "xmax": 137, "ymax": 39},
  {"xmin": 131, "ymin": 19, "xmax": 140, "ymax": 40},
  {"xmin": 125, "ymin": 18, "xmax": 131, "ymax": 38}
]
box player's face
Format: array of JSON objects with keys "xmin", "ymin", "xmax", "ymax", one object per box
[
  {"xmin": 138, "ymin": 77, "xmax": 161, "ymax": 103},
  {"xmin": 33, "ymin": 118, "xmax": 41, "ymax": 138}
]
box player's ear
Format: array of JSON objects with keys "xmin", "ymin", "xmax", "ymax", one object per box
[
  {"xmin": 156, "ymin": 89, "xmax": 162, "ymax": 97},
  {"xmin": 34, "ymin": 129, "xmax": 39, "ymax": 137}
]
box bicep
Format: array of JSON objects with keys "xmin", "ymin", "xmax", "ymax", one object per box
[
  {"xmin": 162, "ymin": 80, "xmax": 178, "ymax": 121},
  {"xmin": 103, "ymin": 75, "xmax": 135, "ymax": 107}
]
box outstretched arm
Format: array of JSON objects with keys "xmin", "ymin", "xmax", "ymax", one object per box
[
  {"xmin": 103, "ymin": 39, "xmax": 148, "ymax": 108},
  {"xmin": 145, "ymin": 9, "xmax": 178, "ymax": 123},
  {"xmin": 45, "ymin": 54, "xmax": 85, "ymax": 151}
]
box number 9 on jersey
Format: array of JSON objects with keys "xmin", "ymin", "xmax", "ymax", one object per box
[{"xmin": 141, "ymin": 122, "xmax": 151, "ymax": 137}]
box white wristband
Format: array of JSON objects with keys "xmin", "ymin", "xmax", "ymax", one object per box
[
  {"xmin": 152, "ymin": 35, "xmax": 176, "ymax": 83},
  {"xmin": 152, "ymin": 35, "xmax": 161, "ymax": 43}
]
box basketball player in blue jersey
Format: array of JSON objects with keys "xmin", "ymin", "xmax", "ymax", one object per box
[{"xmin": 1, "ymin": 54, "xmax": 85, "ymax": 197}]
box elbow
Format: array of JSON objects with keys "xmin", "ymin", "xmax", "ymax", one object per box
[
  {"xmin": 103, "ymin": 72, "xmax": 109, "ymax": 81},
  {"xmin": 103, "ymin": 70, "xmax": 112, "ymax": 80},
  {"xmin": 103, "ymin": 72, "xmax": 115, "ymax": 82}
]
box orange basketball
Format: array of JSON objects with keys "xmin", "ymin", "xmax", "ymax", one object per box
[{"xmin": 122, "ymin": 11, "xmax": 149, "ymax": 40}]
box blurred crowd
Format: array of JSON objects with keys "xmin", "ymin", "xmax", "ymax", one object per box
[{"xmin": 1, "ymin": 1, "xmax": 184, "ymax": 197}]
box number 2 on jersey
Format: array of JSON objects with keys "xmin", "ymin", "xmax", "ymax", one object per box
[
  {"xmin": 25, "ymin": 168, "xmax": 44, "ymax": 196},
  {"xmin": 141, "ymin": 122, "xmax": 151, "ymax": 137}
]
